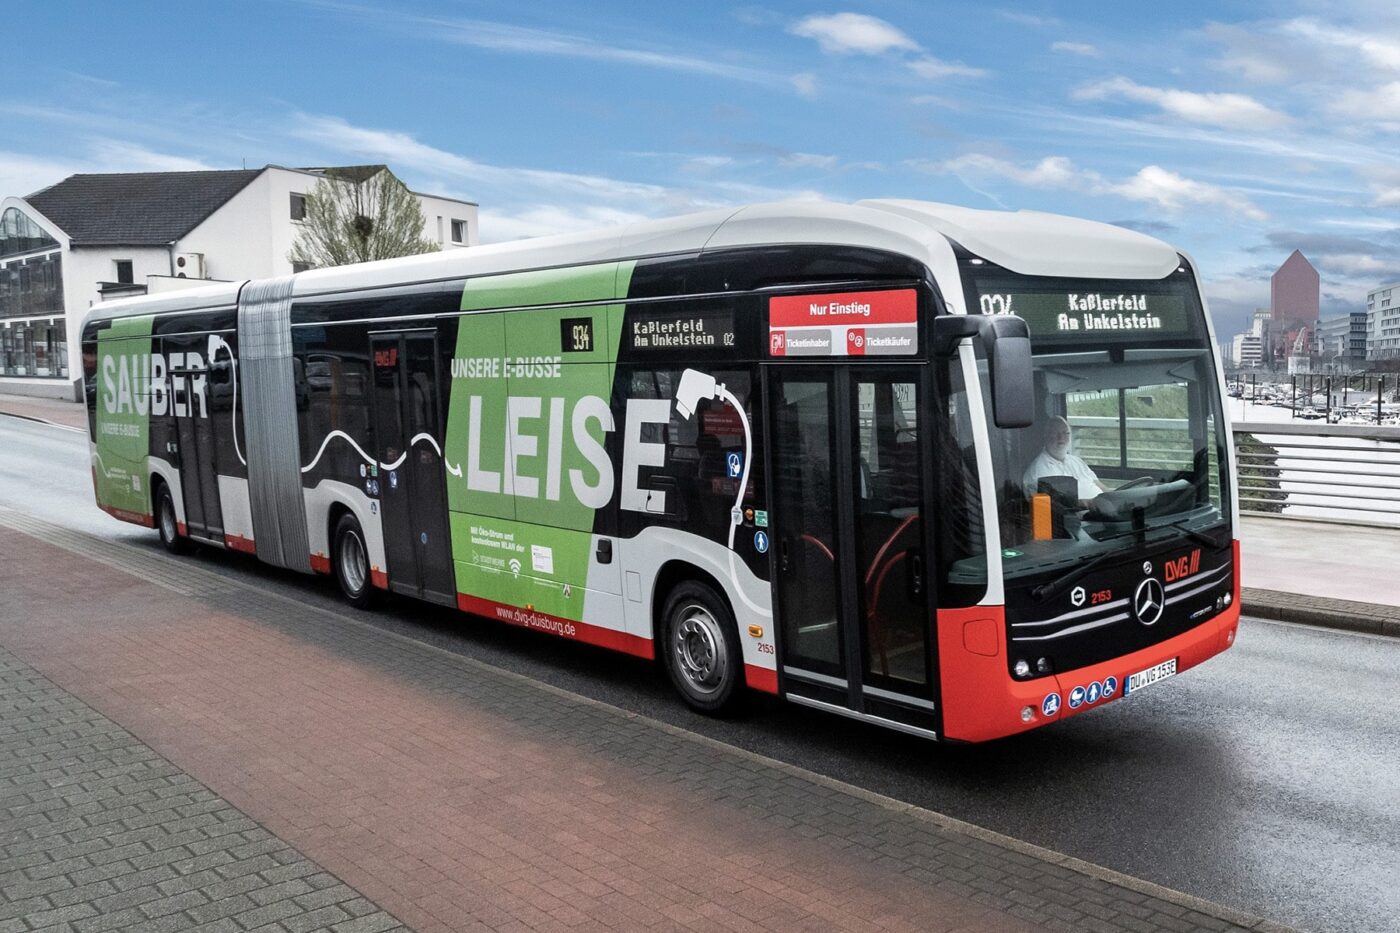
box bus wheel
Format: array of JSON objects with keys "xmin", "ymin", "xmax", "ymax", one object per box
[
  {"xmin": 156, "ymin": 484, "xmax": 191, "ymax": 555},
  {"xmin": 333, "ymin": 513, "xmax": 375, "ymax": 609},
  {"xmin": 661, "ymin": 581, "xmax": 743, "ymax": 713}
]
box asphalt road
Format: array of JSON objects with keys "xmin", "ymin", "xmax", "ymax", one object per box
[{"xmin": 3, "ymin": 414, "xmax": 1397, "ymax": 933}]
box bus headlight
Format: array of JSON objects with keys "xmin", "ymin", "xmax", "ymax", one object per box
[
  {"xmin": 1013, "ymin": 659, "xmax": 1031, "ymax": 678},
  {"xmin": 1036, "ymin": 657, "xmax": 1053, "ymax": 674},
  {"xmin": 1020, "ymin": 706, "xmax": 1035, "ymax": 723}
]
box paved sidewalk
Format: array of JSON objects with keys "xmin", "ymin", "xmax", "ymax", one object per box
[
  {"xmin": 0, "ymin": 645, "xmax": 406, "ymax": 933},
  {"xmin": 0, "ymin": 515, "xmax": 1285, "ymax": 933},
  {"xmin": 0, "ymin": 393, "xmax": 87, "ymax": 431}
]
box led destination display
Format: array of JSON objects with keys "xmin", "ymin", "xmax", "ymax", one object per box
[{"xmin": 975, "ymin": 290, "xmax": 1193, "ymax": 340}]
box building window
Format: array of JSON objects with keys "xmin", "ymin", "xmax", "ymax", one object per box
[
  {"xmin": 290, "ymin": 193, "xmax": 308, "ymax": 221},
  {"xmin": 115, "ymin": 260, "xmax": 134, "ymax": 285},
  {"xmin": 451, "ymin": 219, "xmax": 467, "ymax": 244}
]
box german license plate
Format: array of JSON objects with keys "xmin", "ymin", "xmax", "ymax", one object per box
[{"xmin": 1125, "ymin": 658, "xmax": 1178, "ymax": 696}]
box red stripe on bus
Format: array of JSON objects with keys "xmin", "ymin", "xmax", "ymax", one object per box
[
  {"xmin": 744, "ymin": 664, "xmax": 778, "ymax": 694},
  {"xmin": 99, "ymin": 505, "xmax": 154, "ymax": 527},
  {"xmin": 225, "ymin": 533, "xmax": 256, "ymax": 554},
  {"xmin": 370, "ymin": 569, "xmax": 389, "ymax": 590},
  {"xmin": 456, "ymin": 592, "xmax": 655, "ymax": 660},
  {"xmin": 309, "ymin": 553, "xmax": 331, "ymax": 574}
]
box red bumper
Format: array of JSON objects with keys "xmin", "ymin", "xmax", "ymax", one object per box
[{"xmin": 937, "ymin": 542, "xmax": 1240, "ymax": 743}]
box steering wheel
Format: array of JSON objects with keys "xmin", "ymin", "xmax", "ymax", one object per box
[{"xmin": 1117, "ymin": 476, "xmax": 1156, "ymax": 490}]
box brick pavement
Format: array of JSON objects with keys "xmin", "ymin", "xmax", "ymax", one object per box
[
  {"xmin": 0, "ymin": 514, "xmax": 1290, "ymax": 933},
  {"xmin": 0, "ymin": 645, "xmax": 405, "ymax": 933}
]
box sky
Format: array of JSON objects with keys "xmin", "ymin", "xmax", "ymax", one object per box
[{"xmin": 5, "ymin": 1, "xmax": 1400, "ymax": 340}]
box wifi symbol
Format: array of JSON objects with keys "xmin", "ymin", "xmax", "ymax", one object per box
[{"xmin": 509, "ymin": 558, "xmax": 522, "ymax": 577}]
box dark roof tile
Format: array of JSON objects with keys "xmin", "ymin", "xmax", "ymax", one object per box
[{"xmin": 26, "ymin": 169, "xmax": 262, "ymax": 246}]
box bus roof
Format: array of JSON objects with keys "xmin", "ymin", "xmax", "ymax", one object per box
[{"xmin": 83, "ymin": 199, "xmax": 1181, "ymax": 327}]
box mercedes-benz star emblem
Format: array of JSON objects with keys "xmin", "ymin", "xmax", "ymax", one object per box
[{"xmin": 1133, "ymin": 577, "xmax": 1165, "ymax": 626}]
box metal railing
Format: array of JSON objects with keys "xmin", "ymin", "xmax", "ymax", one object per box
[
  {"xmin": 1063, "ymin": 414, "xmax": 1400, "ymax": 526},
  {"xmin": 1232, "ymin": 421, "xmax": 1400, "ymax": 526}
]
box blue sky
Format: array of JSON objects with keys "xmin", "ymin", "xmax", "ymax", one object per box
[{"xmin": 5, "ymin": 1, "xmax": 1400, "ymax": 338}]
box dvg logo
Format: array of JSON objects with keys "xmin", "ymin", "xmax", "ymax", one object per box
[{"xmin": 1133, "ymin": 577, "xmax": 1165, "ymax": 626}]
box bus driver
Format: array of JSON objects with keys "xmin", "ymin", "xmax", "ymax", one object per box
[{"xmin": 1022, "ymin": 415, "xmax": 1106, "ymax": 508}]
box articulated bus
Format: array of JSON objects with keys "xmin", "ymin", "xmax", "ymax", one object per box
[{"xmin": 83, "ymin": 200, "xmax": 1240, "ymax": 742}]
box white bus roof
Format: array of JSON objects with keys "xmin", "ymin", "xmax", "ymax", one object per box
[{"xmin": 84, "ymin": 199, "xmax": 1181, "ymax": 326}]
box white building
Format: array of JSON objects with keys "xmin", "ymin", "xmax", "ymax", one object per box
[
  {"xmin": 1231, "ymin": 332, "xmax": 1262, "ymax": 368},
  {"xmin": 1366, "ymin": 281, "xmax": 1400, "ymax": 361},
  {"xmin": 0, "ymin": 164, "xmax": 477, "ymax": 398}
]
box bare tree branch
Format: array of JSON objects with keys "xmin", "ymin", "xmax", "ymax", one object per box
[{"xmin": 289, "ymin": 169, "xmax": 441, "ymax": 268}]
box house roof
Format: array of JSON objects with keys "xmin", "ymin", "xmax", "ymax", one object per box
[{"xmin": 24, "ymin": 169, "xmax": 262, "ymax": 246}]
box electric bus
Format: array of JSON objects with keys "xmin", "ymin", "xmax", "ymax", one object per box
[{"xmin": 82, "ymin": 200, "xmax": 1240, "ymax": 742}]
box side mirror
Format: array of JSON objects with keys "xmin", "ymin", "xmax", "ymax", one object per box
[{"xmin": 932, "ymin": 314, "xmax": 1035, "ymax": 429}]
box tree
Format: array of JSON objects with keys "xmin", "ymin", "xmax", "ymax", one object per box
[{"xmin": 289, "ymin": 167, "xmax": 440, "ymax": 268}]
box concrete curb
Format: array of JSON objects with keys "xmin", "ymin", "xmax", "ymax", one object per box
[
  {"xmin": 1242, "ymin": 587, "xmax": 1400, "ymax": 638},
  {"xmin": 0, "ymin": 408, "xmax": 86, "ymax": 433}
]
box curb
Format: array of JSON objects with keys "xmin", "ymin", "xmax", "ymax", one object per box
[
  {"xmin": 0, "ymin": 511, "xmax": 1299, "ymax": 933},
  {"xmin": 1242, "ymin": 587, "xmax": 1400, "ymax": 638},
  {"xmin": 0, "ymin": 408, "xmax": 86, "ymax": 433}
]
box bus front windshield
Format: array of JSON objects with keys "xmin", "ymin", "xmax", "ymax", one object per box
[{"xmin": 963, "ymin": 263, "xmax": 1231, "ymax": 585}]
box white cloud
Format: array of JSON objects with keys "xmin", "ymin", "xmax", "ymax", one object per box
[
  {"xmin": 914, "ymin": 154, "xmax": 1082, "ymax": 189},
  {"xmin": 477, "ymin": 204, "xmax": 652, "ymax": 243},
  {"xmin": 907, "ymin": 57, "xmax": 987, "ymax": 79},
  {"xmin": 789, "ymin": 13, "xmax": 919, "ymax": 55},
  {"xmin": 910, "ymin": 153, "xmax": 1267, "ymax": 220},
  {"xmin": 0, "ymin": 151, "xmax": 83, "ymax": 198},
  {"xmin": 1075, "ymin": 77, "xmax": 1290, "ymax": 130},
  {"xmin": 1110, "ymin": 165, "xmax": 1268, "ymax": 221},
  {"xmin": 1051, "ymin": 41, "xmax": 1100, "ymax": 58},
  {"xmin": 789, "ymin": 11, "xmax": 985, "ymax": 80},
  {"xmin": 1282, "ymin": 18, "xmax": 1400, "ymax": 74},
  {"xmin": 778, "ymin": 152, "xmax": 839, "ymax": 169},
  {"xmin": 292, "ymin": 114, "xmax": 670, "ymax": 204},
  {"xmin": 87, "ymin": 140, "xmax": 216, "ymax": 173},
  {"xmin": 309, "ymin": 4, "xmax": 807, "ymax": 92},
  {"xmin": 791, "ymin": 73, "xmax": 818, "ymax": 97},
  {"xmin": 1, "ymin": 141, "xmax": 219, "ymax": 198},
  {"xmin": 1331, "ymin": 81, "xmax": 1400, "ymax": 127},
  {"xmin": 1316, "ymin": 252, "xmax": 1391, "ymax": 275}
]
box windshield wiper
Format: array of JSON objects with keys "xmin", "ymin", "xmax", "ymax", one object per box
[
  {"xmin": 1031, "ymin": 549, "xmax": 1120, "ymax": 602},
  {"xmin": 1163, "ymin": 520, "xmax": 1221, "ymax": 549}
]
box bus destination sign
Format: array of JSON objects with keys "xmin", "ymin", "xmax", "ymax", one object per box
[
  {"xmin": 769, "ymin": 289, "xmax": 917, "ymax": 357},
  {"xmin": 624, "ymin": 308, "xmax": 737, "ymax": 353},
  {"xmin": 978, "ymin": 291, "xmax": 1191, "ymax": 339}
]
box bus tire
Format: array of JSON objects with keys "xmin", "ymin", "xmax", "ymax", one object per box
[
  {"xmin": 155, "ymin": 483, "xmax": 191, "ymax": 555},
  {"xmin": 332, "ymin": 512, "xmax": 376, "ymax": 609},
  {"xmin": 661, "ymin": 580, "xmax": 744, "ymax": 714}
]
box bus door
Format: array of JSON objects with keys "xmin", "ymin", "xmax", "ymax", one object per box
[
  {"xmin": 170, "ymin": 365, "xmax": 224, "ymax": 542},
  {"xmin": 768, "ymin": 367, "xmax": 936, "ymax": 732},
  {"xmin": 369, "ymin": 331, "xmax": 456, "ymax": 605}
]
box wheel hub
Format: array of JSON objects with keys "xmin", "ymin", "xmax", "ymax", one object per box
[
  {"xmin": 340, "ymin": 530, "xmax": 367, "ymax": 594},
  {"xmin": 674, "ymin": 606, "xmax": 726, "ymax": 694}
]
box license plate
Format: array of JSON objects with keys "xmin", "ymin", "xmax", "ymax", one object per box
[{"xmin": 1125, "ymin": 658, "xmax": 1178, "ymax": 695}]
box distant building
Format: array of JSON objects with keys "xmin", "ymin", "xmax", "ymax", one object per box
[
  {"xmin": 1269, "ymin": 251, "xmax": 1318, "ymax": 364},
  {"xmin": 1231, "ymin": 332, "xmax": 1263, "ymax": 367},
  {"xmin": 0, "ymin": 165, "xmax": 477, "ymax": 398},
  {"xmin": 1366, "ymin": 281, "xmax": 1400, "ymax": 361},
  {"xmin": 1316, "ymin": 312, "xmax": 1368, "ymax": 364},
  {"xmin": 1271, "ymin": 250, "xmax": 1320, "ymax": 326}
]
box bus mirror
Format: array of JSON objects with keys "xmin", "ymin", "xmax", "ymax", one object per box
[
  {"xmin": 983, "ymin": 315, "xmax": 1034, "ymax": 429},
  {"xmin": 932, "ymin": 314, "xmax": 1035, "ymax": 428}
]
